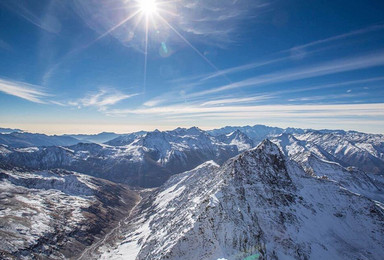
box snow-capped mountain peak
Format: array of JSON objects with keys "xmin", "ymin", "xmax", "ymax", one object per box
[{"xmin": 99, "ymin": 140, "xmax": 384, "ymax": 260}]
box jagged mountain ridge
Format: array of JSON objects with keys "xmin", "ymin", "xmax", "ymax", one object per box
[
  {"xmin": 209, "ymin": 125, "xmax": 384, "ymax": 175},
  {"xmin": 0, "ymin": 126, "xmax": 383, "ymax": 189},
  {"xmin": 0, "ymin": 127, "xmax": 246, "ymax": 187},
  {"xmin": 98, "ymin": 140, "xmax": 384, "ymax": 260},
  {"xmin": 293, "ymin": 130, "xmax": 384, "ymax": 175},
  {"xmin": 207, "ymin": 124, "xmax": 286, "ymax": 143}
]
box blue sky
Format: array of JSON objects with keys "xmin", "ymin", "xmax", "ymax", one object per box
[{"xmin": 0, "ymin": 0, "xmax": 383, "ymax": 134}]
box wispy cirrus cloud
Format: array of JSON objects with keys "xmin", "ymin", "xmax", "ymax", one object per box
[
  {"xmin": 288, "ymin": 24, "xmax": 384, "ymax": 53},
  {"xmin": 199, "ymin": 96, "xmax": 272, "ymax": 106},
  {"xmin": 196, "ymin": 24, "xmax": 384, "ymax": 82},
  {"xmin": 200, "ymin": 57, "xmax": 287, "ymax": 81},
  {"xmin": 69, "ymin": 88, "xmax": 139, "ymax": 111},
  {"xmin": 143, "ymin": 96, "xmax": 171, "ymax": 107},
  {"xmin": 0, "ymin": 1, "xmax": 62, "ymax": 33},
  {"xmin": 0, "ymin": 77, "xmax": 50, "ymax": 104},
  {"xmin": 244, "ymin": 76, "xmax": 384, "ymax": 101},
  {"xmin": 106, "ymin": 103, "xmax": 384, "ymax": 120},
  {"xmin": 143, "ymin": 89, "xmax": 190, "ymax": 107},
  {"xmin": 189, "ymin": 51, "xmax": 384, "ymax": 97},
  {"xmin": 143, "ymin": 75, "xmax": 384, "ymax": 109},
  {"xmin": 287, "ymin": 93, "xmax": 366, "ymax": 102},
  {"xmin": 178, "ymin": 0, "xmax": 269, "ymax": 46}
]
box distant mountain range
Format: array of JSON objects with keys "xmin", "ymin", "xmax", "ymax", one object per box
[
  {"xmin": 66, "ymin": 132, "xmax": 123, "ymax": 144},
  {"xmin": 0, "ymin": 132, "xmax": 80, "ymax": 148},
  {"xmin": 0, "ymin": 127, "xmax": 23, "ymax": 134},
  {"xmin": 1, "ymin": 125, "xmax": 383, "ymax": 259},
  {"xmin": 0, "ymin": 125, "xmax": 382, "ymax": 187}
]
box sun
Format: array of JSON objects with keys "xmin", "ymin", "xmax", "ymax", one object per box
[{"xmin": 138, "ymin": 0, "xmax": 158, "ymax": 16}]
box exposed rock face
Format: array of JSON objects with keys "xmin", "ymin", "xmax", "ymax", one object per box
[
  {"xmin": 0, "ymin": 168, "xmax": 140, "ymax": 259},
  {"xmin": 99, "ymin": 140, "xmax": 384, "ymax": 260}
]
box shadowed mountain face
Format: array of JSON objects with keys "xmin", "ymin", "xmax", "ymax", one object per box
[
  {"xmin": 98, "ymin": 141, "xmax": 384, "ymax": 260},
  {"xmin": 0, "ymin": 126, "xmax": 383, "ymax": 188},
  {"xmin": 0, "ymin": 168, "xmax": 140, "ymax": 259}
]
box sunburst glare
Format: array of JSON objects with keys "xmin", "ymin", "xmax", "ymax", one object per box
[{"xmin": 137, "ymin": 0, "xmax": 158, "ymax": 16}]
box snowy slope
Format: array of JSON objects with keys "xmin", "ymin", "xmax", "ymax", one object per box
[
  {"xmin": 104, "ymin": 131, "xmax": 147, "ymax": 146},
  {"xmin": 215, "ymin": 129, "xmax": 254, "ymax": 151},
  {"xmin": 99, "ymin": 140, "xmax": 384, "ymax": 260},
  {"xmin": 0, "ymin": 168, "xmax": 139, "ymax": 259},
  {"xmin": 293, "ymin": 131, "xmax": 384, "ymax": 175},
  {"xmin": 272, "ymin": 133, "xmax": 384, "ymax": 203}
]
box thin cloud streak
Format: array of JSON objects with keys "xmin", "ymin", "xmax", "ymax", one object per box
[
  {"xmin": 199, "ymin": 24, "xmax": 384, "ymax": 82},
  {"xmin": 0, "ymin": 77, "xmax": 50, "ymax": 104},
  {"xmin": 287, "ymin": 93, "xmax": 366, "ymax": 102},
  {"xmin": 289, "ymin": 24, "xmax": 384, "ymax": 52},
  {"xmin": 107, "ymin": 103, "xmax": 384, "ymax": 119},
  {"xmin": 253, "ymin": 76, "xmax": 384, "ymax": 98},
  {"xmin": 1, "ymin": 1, "xmax": 61, "ymax": 33},
  {"xmin": 201, "ymin": 57, "xmax": 287, "ymax": 81},
  {"xmin": 199, "ymin": 96, "xmax": 272, "ymax": 106},
  {"xmin": 189, "ymin": 51, "xmax": 384, "ymax": 97},
  {"xmin": 144, "ymin": 76, "xmax": 384, "ymax": 109},
  {"xmin": 283, "ymin": 76, "xmax": 384, "ymax": 93}
]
